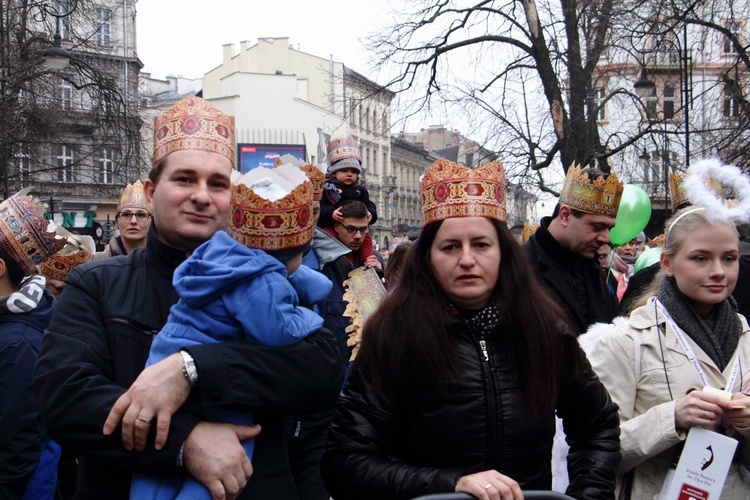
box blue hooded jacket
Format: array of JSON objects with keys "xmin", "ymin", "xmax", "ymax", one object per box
[
  {"xmin": 133, "ymin": 231, "xmax": 332, "ymax": 499},
  {"xmin": 147, "ymin": 231, "xmax": 332, "ymax": 363}
]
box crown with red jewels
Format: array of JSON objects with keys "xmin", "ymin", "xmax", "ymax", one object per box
[
  {"xmin": 421, "ymin": 159, "xmax": 507, "ymax": 226},
  {"xmin": 117, "ymin": 180, "xmax": 149, "ymax": 212},
  {"xmin": 153, "ymin": 96, "xmax": 235, "ymax": 166},
  {"xmin": 0, "ymin": 190, "xmax": 66, "ymax": 273},
  {"xmin": 228, "ymin": 165, "xmax": 314, "ymax": 251}
]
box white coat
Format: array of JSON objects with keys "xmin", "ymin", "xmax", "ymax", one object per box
[{"xmin": 587, "ymin": 297, "xmax": 750, "ymax": 499}]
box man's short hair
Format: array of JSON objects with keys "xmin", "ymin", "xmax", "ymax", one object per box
[{"xmin": 340, "ymin": 200, "xmax": 368, "ymax": 220}]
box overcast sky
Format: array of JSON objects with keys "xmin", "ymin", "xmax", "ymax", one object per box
[{"xmin": 136, "ymin": 0, "xmax": 391, "ymax": 80}]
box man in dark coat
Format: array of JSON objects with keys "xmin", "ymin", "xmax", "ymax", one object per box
[
  {"xmin": 32, "ymin": 97, "xmax": 341, "ymax": 500},
  {"xmin": 523, "ymin": 166, "xmax": 621, "ymax": 335}
]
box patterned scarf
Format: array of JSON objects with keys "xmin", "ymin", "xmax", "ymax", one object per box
[
  {"xmin": 0, "ymin": 275, "xmax": 47, "ymax": 314},
  {"xmin": 657, "ymin": 276, "xmax": 741, "ymax": 370},
  {"xmin": 448, "ymin": 300, "xmax": 501, "ymax": 338}
]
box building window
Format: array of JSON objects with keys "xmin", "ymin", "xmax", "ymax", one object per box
[
  {"xmin": 15, "ymin": 144, "xmax": 30, "ymax": 185},
  {"xmin": 349, "ymin": 99, "xmax": 356, "ymax": 126},
  {"xmin": 663, "ymin": 85, "xmax": 675, "ymax": 120},
  {"xmin": 57, "ymin": 145, "xmax": 73, "ymax": 182},
  {"xmin": 724, "ymin": 21, "xmax": 742, "ymax": 54},
  {"xmin": 593, "ymin": 87, "xmax": 606, "ymax": 121},
  {"xmin": 723, "ymin": 79, "xmax": 743, "ymax": 119},
  {"xmin": 645, "ymin": 86, "xmax": 658, "ymax": 121},
  {"xmin": 60, "ymin": 84, "xmax": 72, "ymax": 110},
  {"xmin": 99, "ymin": 148, "xmax": 113, "ymax": 183},
  {"xmin": 97, "ymin": 9, "xmax": 111, "ymax": 46}
]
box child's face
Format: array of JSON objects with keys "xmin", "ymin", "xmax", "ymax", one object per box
[{"xmin": 333, "ymin": 168, "xmax": 359, "ymax": 186}]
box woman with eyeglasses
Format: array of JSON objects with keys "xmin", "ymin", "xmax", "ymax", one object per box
[
  {"xmin": 320, "ymin": 160, "xmax": 620, "ymax": 500},
  {"xmin": 94, "ymin": 180, "xmax": 152, "ymax": 260}
]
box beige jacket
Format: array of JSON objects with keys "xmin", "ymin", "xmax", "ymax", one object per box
[{"xmin": 588, "ymin": 297, "xmax": 750, "ymax": 499}]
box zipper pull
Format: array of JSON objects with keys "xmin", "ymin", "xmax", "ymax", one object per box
[{"xmin": 479, "ymin": 339, "xmax": 489, "ymax": 362}]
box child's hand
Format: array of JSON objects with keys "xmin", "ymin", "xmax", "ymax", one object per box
[{"xmin": 333, "ymin": 208, "xmax": 344, "ymax": 223}]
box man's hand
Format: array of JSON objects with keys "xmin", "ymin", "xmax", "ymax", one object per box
[
  {"xmin": 364, "ymin": 255, "xmax": 381, "ymax": 270},
  {"xmin": 184, "ymin": 422, "xmax": 260, "ymax": 500},
  {"xmin": 103, "ymin": 353, "xmax": 191, "ymax": 451},
  {"xmin": 332, "ymin": 207, "xmax": 344, "ymax": 223}
]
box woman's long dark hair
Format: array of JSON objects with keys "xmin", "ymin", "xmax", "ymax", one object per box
[{"xmin": 357, "ymin": 218, "xmax": 578, "ymax": 414}]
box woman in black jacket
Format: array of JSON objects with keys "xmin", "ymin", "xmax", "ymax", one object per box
[{"xmin": 321, "ymin": 159, "xmax": 621, "ymax": 500}]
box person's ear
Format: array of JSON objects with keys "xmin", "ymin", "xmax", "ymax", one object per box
[
  {"xmin": 660, "ymin": 253, "xmax": 673, "ymax": 277},
  {"xmin": 558, "ymin": 205, "xmax": 572, "ymax": 225}
]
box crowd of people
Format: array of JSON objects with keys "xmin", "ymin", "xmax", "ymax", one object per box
[{"xmin": 1, "ymin": 95, "xmax": 749, "ymax": 500}]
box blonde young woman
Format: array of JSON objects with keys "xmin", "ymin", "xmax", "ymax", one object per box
[{"xmin": 588, "ymin": 206, "xmax": 750, "ymax": 499}]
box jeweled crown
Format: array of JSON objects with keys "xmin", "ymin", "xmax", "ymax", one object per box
[
  {"xmin": 0, "ymin": 191, "xmax": 66, "ymax": 273},
  {"xmin": 153, "ymin": 96, "xmax": 235, "ymax": 166},
  {"xmin": 228, "ymin": 167, "xmax": 315, "ymax": 251},
  {"xmin": 421, "ymin": 159, "xmax": 507, "ymax": 226},
  {"xmin": 558, "ymin": 164, "xmax": 623, "ymax": 218}
]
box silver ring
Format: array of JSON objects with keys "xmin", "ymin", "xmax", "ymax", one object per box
[
  {"xmin": 136, "ymin": 416, "xmax": 151, "ymax": 425},
  {"xmin": 485, "ymin": 483, "xmax": 492, "ymax": 490}
]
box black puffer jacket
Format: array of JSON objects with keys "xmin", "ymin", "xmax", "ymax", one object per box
[
  {"xmin": 33, "ymin": 226, "xmax": 342, "ymax": 499},
  {"xmin": 321, "ymin": 320, "xmax": 621, "ymax": 500}
]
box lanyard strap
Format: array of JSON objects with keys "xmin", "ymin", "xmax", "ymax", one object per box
[{"xmin": 654, "ymin": 299, "xmax": 740, "ymax": 392}]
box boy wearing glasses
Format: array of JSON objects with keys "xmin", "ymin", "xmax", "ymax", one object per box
[
  {"xmin": 95, "ymin": 180, "xmax": 152, "ymax": 259},
  {"xmin": 319, "ymin": 138, "xmax": 377, "ymax": 262}
]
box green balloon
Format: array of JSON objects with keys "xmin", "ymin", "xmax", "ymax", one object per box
[
  {"xmin": 634, "ymin": 247, "xmax": 662, "ymax": 274},
  {"xmin": 610, "ymin": 184, "xmax": 652, "ymax": 246}
]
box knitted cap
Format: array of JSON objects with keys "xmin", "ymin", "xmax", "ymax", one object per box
[{"xmin": 327, "ymin": 138, "xmax": 361, "ymax": 174}]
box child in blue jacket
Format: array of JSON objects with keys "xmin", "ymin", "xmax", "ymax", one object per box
[{"xmin": 131, "ymin": 166, "xmax": 332, "ymax": 500}]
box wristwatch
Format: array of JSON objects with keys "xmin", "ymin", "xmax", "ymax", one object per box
[{"xmin": 179, "ymin": 350, "xmax": 198, "ymax": 387}]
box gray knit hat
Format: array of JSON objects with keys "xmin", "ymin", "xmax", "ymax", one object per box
[{"xmin": 327, "ymin": 138, "xmax": 361, "ymax": 174}]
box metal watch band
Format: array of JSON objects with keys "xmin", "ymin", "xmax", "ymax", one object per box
[{"xmin": 179, "ymin": 350, "xmax": 198, "ymax": 387}]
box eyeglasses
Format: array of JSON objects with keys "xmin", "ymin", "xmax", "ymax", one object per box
[
  {"xmin": 117, "ymin": 211, "xmax": 151, "ymax": 222},
  {"xmin": 340, "ymin": 224, "xmax": 369, "ymax": 235}
]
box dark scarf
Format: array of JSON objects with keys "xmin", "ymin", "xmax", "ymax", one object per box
[
  {"xmin": 657, "ymin": 277, "xmax": 742, "ymax": 370},
  {"xmin": 323, "ymin": 173, "xmax": 362, "ymax": 205}
]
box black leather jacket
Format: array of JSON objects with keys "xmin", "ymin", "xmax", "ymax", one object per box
[
  {"xmin": 33, "ymin": 225, "xmax": 342, "ymax": 499},
  {"xmin": 321, "ymin": 320, "xmax": 621, "ymax": 500}
]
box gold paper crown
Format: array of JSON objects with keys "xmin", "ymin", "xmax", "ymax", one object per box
[
  {"xmin": 559, "ymin": 164, "xmax": 623, "ymax": 218},
  {"xmin": 117, "ymin": 180, "xmax": 149, "ymax": 212},
  {"xmin": 669, "ymin": 172, "xmax": 689, "ymax": 210},
  {"xmin": 0, "ymin": 191, "xmax": 65, "ymax": 273},
  {"xmin": 38, "ymin": 245, "xmax": 93, "ymax": 282},
  {"xmin": 521, "ymin": 223, "xmax": 538, "ymax": 243},
  {"xmin": 299, "ymin": 164, "xmax": 325, "ymax": 200},
  {"xmin": 228, "ymin": 179, "xmax": 315, "ymax": 252},
  {"xmin": 153, "ymin": 96, "xmax": 235, "ymax": 166},
  {"xmin": 670, "ymin": 171, "xmax": 725, "ymax": 210},
  {"xmin": 649, "ymin": 234, "xmax": 665, "ymax": 248},
  {"xmin": 421, "ymin": 159, "xmax": 507, "ymax": 226}
]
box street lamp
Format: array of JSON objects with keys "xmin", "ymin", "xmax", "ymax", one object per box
[{"xmin": 42, "ymin": 1, "xmax": 78, "ymax": 71}]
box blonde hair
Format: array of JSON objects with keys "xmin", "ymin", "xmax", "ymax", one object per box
[{"xmin": 629, "ymin": 207, "xmax": 739, "ymax": 311}]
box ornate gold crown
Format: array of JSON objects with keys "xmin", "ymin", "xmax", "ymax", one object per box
[
  {"xmin": 521, "ymin": 223, "xmax": 538, "ymax": 243},
  {"xmin": 228, "ymin": 178, "xmax": 315, "ymax": 252},
  {"xmin": 0, "ymin": 191, "xmax": 66, "ymax": 273},
  {"xmin": 669, "ymin": 172, "xmax": 688, "ymax": 210},
  {"xmin": 38, "ymin": 245, "xmax": 93, "ymax": 282},
  {"xmin": 299, "ymin": 164, "xmax": 325, "ymax": 200},
  {"xmin": 421, "ymin": 159, "xmax": 507, "ymax": 226},
  {"xmin": 153, "ymin": 96, "xmax": 235, "ymax": 166},
  {"xmin": 117, "ymin": 180, "xmax": 149, "ymax": 212},
  {"xmin": 559, "ymin": 164, "xmax": 623, "ymax": 218}
]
